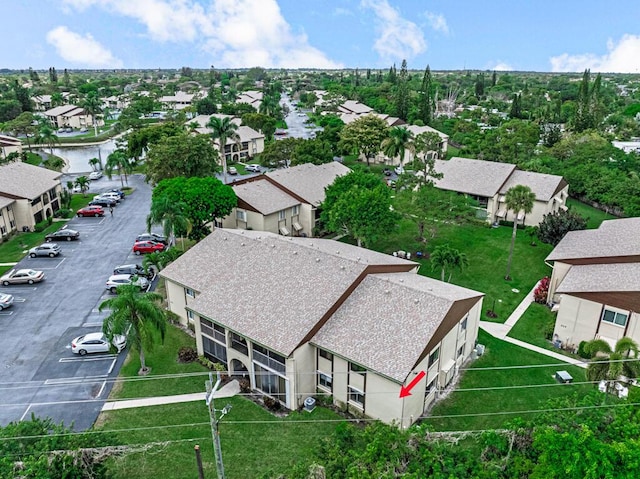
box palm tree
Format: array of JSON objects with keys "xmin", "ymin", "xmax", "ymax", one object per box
[
  {"xmin": 36, "ymin": 124, "xmax": 60, "ymax": 155},
  {"xmin": 81, "ymin": 92, "xmax": 103, "ymax": 137},
  {"xmin": 74, "ymin": 176, "xmax": 90, "ymax": 197},
  {"xmin": 430, "ymin": 244, "xmax": 468, "ymax": 282},
  {"xmin": 208, "ymin": 116, "xmax": 240, "ymax": 184},
  {"xmin": 99, "ymin": 284, "xmax": 167, "ymax": 375},
  {"xmin": 143, "ymin": 248, "xmax": 184, "ymax": 273},
  {"xmin": 105, "ymin": 149, "xmax": 132, "ymax": 187},
  {"xmin": 146, "ymin": 196, "xmax": 191, "ymax": 249},
  {"xmin": 584, "ymin": 337, "xmax": 640, "ymax": 395},
  {"xmin": 88, "ymin": 157, "xmax": 101, "ymax": 171},
  {"xmin": 51, "ymin": 92, "xmax": 64, "ymax": 107},
  {"xmin": 381, "ymin": 126, "xmax": 414, "ymax": 169},
  {"xmin": 504, "ymin": 185, "xmax": 536, "ymax": 280}
]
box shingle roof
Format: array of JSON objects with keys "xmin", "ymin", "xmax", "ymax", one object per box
[
  {"xmin": 557, "ymin": 263, "xmax": 640, "ymax": 293},
  {"xmin": 160, "ymin": 229, "xmax": 415, "ymax": 356},
  {"xmin": 0, "ymin": 196, "xmax": 15, "ymax": 210},
  {"xmin": 546, "ymin": 217, "xmax": 640, "ymax": 262},
  {"xmin": 406, "ymin": 124, "xmax": 449, "ymax": 141},
  {"xmin": 312, "ymin": 273, "xmax": 482, "ymax": 382},
  {"xmin": 434, "ymin": 157, "xmax": 516, "ymax": 198},
  {"xmin": 339, "ymin": 100, "xmax": 373, "ymax": 115},
  {"xmin": 499, "ymin": 170, "xmax": 566, "ymax": 201},
  {"xmin": 233, "ymin": 179, "xmax": 300, "ymax": 215},
  {"xmin": 189, "ymin": 115, "xmax": 263, "ymax": 142},
  {"xmin": 266, "ymin": 162, "xmax": 351, "ymax": 206},
  {"xmin": 44, "ymin": 104, "xmax": 81, "ymax": 116},
  {"xmin": 0, "ymin": 162, "xmax": 61, "ymax": 199}
]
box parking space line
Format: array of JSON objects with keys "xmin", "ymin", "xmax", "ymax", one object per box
[
  {"xmin": 59, "ymin": 355, "xmax": 118, "ymax": 363},
  {"xmin": 0, "ymin": 311, "xmax": 13, "ymax": 316},
  {"xmin": 82, "ymin": 322, "xmax": 103, "ymax": 327},
  {"xmin": 19, "ymin": 405, "xmax": 32, "ymax": 421},
  {"xmin": 13, "ymin": 298, "xmax": 26, "ymax": 302},
  {"xmin": 44, "ymin": 375, "xmax": 108, "ymax": 385},
  {"xmin": 36, "ymin": 258, "xmax": 66, "ymax": 270},
  {"xmin": 96, "ymin": 380, "xmax": 107, "ymax": 398}
]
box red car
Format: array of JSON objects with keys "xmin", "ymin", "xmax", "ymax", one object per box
[
  {"xmin": 133, "ymin": 241, "xmax": 165, "ymax": 255},
  {"xmin": 77, "ymin": 205, "xmax": 105, "ymax": 217}
]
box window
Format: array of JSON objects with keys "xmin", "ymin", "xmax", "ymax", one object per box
[
  {"xmin": 236, "ymin": 209, "xmax": 247, "ymax": 222},
  {"xmin": 201, "ymin": 318, "xmax": 214, "ymax": 338},
  {"xmin": 278, "ymin": 210, "xmax": 286, "ymax": 221},
  {"xmin": 292, "ymin": 205, "xmax": 299, "ymax": 216},
  {"xmin": 48, "ymin": 188, "xmax": 57, "ymax": 201},
  {"xmin": 348, "ymin": 386, "xmax": 365, "ymax": 407},
  {"xmin": 231, "ymin": 333, "xmax": 249, "ymax": 355},
  {"xmin": 213, "ymin": 323, "xmax": 226, "ymax": 344},
  {"xmin": 9, "ymin": 220, "xmax": 15, "ymax": 228},
  {"xmin": 318, "ymin": 372, "xmax": 332, "ymax": 390},
  {"xmin": 187, "ymin": 310, "xmax": 195, "ymax": 323},
  {"xmin": 602, "ymin": 308, "xmax": 629, "ymax": 327},
  {"xmin": 253, "ymin": 344, "xmax": 286, "ymax": 374},
  {"xmin": 185, "ymin": 288, "xmax": 195, "ymax": 298},
  {"xmin": 254, "ymin": 364, "xmax": 286, "ymax": 402},
  {"xmin": 428, "ymin": 348, "xmax": 440, "ymax": 369},
  {"xmin": 425, "ymin": 378, "xmax": 437, "ymax": 394},
  {"xmin": 318, "ymin": 349, "xmax": 333, "ymax": 360},
  {"xmin": 349, "ymin": 362, "xmax": 366, "ymax": 374},
  {"xmin": 203, "ymin": 336, "xmax": 227, "ymax": 364},
  {"xmin": 460, "ymin": 317, "xmax": 468, "ymax": 331},
  {"xmin": 0, "ymin": 226, "xmax": 5, "ymax": 235},
  {"xmin": 457, "ymin": 345, "xmax": 464, "ymax": 357},
  {"xmin": 201, "ymin": 319, "xmax": 226, "ymax": 344}
]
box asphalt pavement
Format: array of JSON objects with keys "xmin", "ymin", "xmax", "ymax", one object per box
[{"xmin": 0, "ymin": 174, "xmax": 154, "ymax": 430}]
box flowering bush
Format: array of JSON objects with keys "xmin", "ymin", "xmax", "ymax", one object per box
[{"xmin": 534, "ymin": 277, "xmax": 550, "ymax": 304}]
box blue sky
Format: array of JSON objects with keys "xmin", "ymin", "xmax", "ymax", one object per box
[{"xmin": 5, "ymin": 0, "xmax": 640, "ymax": 72}]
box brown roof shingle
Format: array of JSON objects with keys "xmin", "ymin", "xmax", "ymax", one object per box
[
  {"xmin": 266, "ymin": 162, "xmax": 350, "ymax": 206},
  {"xmin": 0, "ymin": 162, "xmax": 61, "ymax": 200}
]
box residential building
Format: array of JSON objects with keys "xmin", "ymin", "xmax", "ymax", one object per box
[
  {"xmin": 546, "ymin": 217, "xmax": 640, "ymax": 351},
  {"xmin": 189, "ymin": 114, "xmax": 265, "ymax": 161},
  {"xmin": 433, "ymin": 157, "xmax": 568, "ymax": 226},
  {"xmin": 221, "ymin": 162, "xmax": 350, "ymax": 237},
  {"xmin": 32, "ymin": 92, "xmax": 71, "ymax": 111},
  {"xmin": 160, "ymin": 90, "xmax": 203, "ymax": 110},
  {"xmin": 0, "ymin": 162, "xmax": 62, "ymax": 230},
  {"xmin": 375, "ymin": 124, "xmax": 449, "ymax": 165},
  {"xmin": 0, "ymin": 196, "xmax": 17, "ymax": 240},
  {"xmin": 236, "ymin": 90, "xmax": 263, "ymax": 111},
  {"xmin": 161, "ymin": 229, "xmax": 484, "ymax": 428},
  {"xmin": 0, "ymin": 135, "xmax": 22, "ymax": 160},
  {"xmin": 43, "ymin": 105, "xmax": 102, "ymax": 130}
]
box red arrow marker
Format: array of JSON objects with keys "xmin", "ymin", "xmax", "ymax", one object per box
[{"xmin": 399, "ymin": 371, "xmax": 426, "ymax": 398}]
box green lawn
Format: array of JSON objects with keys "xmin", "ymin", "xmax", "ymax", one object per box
[
  {"xmin": 566, "ymin": 197, "xmax": 614, "ymax": 229},
  {"xmin": 371, "ymin": 219, "xmax": 554, "ymax": 323},
  {"xmin": 109, "ymin": 324, "xmax": 210, "ymax": 399},
  {"xmin": 424, "ymin": 330, "xmax": 591, "ymax": 431},
  {"xmin": 97, "ymin": 398, "xmax": 343, "ymax": 479}
]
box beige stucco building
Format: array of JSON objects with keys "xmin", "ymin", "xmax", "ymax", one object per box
[
  {"xmin": 0, "ymin": 135, "xmax": 23, "ymax": 160},
  {"xmin": 0, "ymin": 162, "xmax": 62, "ymax": 231},
  {"xmin": 546, "ymin": 217, "xmax": 640, "ymax": 350},
  {"xmin": 189, "ymin": 114, "xmax": 265, "ymax": 162},
  {"xmin": 43, "ymin": 104, "xmax": 103, "ymax": 130},
  {"xmin": 160, "ymin": 229, "xmax": 484, "ymax": 428},
  {"xmin": 221, "ymin": 162, "xmax": 350, "ymax": 238},
  {"xmin": 434, "ymin": 157, "xmax": 569, "ymax": 226}
]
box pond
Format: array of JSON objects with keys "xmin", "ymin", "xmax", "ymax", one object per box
[{"xmin": 50, "ymin": 138, "xmax": 119, "ymax": 174}]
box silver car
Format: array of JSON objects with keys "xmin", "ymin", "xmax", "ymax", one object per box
[
  {"xmin": 29, "ymin": 243, "xmax": 61, "ymax": 258},
  {"xmin": 106, "ymin": 274, "xmax": 149, "ymax": 294},
  {"xmin": 71, "ymin": 332, "xmax": 126, "ymax": 355},
  {"xmin": 0, "ymin": 293, "xmax": 14, "ymax": 310}
]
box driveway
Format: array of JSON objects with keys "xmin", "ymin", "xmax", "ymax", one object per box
[
  {"xmin": 0, "ymin": 174, "xmax": 155, "ymax": 430},
  {"xmin": 281, "ymin": 94, "xmax": 322, "ymax": 140}
]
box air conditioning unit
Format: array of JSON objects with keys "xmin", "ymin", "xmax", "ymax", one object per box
[{"xmin": 476, "ymin": 344, "xmax": 485, "ymax": 356}]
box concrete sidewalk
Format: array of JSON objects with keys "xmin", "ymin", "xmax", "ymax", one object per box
[{"xmin": 101, "ymin": 379, "xmax": 240, "ymax": 411}]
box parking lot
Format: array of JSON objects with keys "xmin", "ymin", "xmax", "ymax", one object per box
[{"xmin": 0, "ymin": 174, "xmax": 156, "ymax": 430}]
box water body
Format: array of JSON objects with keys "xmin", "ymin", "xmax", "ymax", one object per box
[{"xmin": 50, "ymin": 138, "xmax": 119, "ymax": 174}]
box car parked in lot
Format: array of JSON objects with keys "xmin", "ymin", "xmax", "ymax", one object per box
[
  {"xmin": 245, "ymin": 164, "xmax": 262, "ymax": 173},
  {"xmin": 228, "ymin": 166, "xmax": 238, "ymax": 175},
  {"xmin": 29, "ymin": 243, "xmax": 61, "ymax": 258},
  {"xmin": 89, "ymin": 197, "xmax": 117, "ymax": 208},
  {"xmin": 107, "ymin": 189, "xmax": 125, "ymax": 200},
  {"xmin": 106, "ymin": 274, "xmax": 150, "ymax": 293},
  {"xmin": 132, "ymin": 241, "xmax": 165, "ymax": 255},
  {"xmin": 93, "ymin": 192, "xmax": 121, "ymax": 203},
  {"xmin": 135, "ymin": 233, "xmax": 168, "ymax": 245},
  {"xmin": 0, "ymin": 292, "xmax": 14, "ymax": 310},
  {"xmin": 45, "ymin": 229, "xmax": 80, "ymax": 242},
  {"xmin": 113, "ymin": 264, "xmax": 154, "ymax": 279},
  {"xmin": 394, "ymin": 166, "xmax": 405, "ymax": 175},
  {"xmin": 1, "ymin": 269, "xmax": 45, "ymax": 285},
  {"xmin": 88, "ymin": 171, "xmax": 103, "ymax": 180},
  {"xmin": 77, "ymin": 205, "xmax": 104, "ymax": 217},
  {"xmin": 71, "ymin": 332, "xmax": 126, "ymax": 355}
]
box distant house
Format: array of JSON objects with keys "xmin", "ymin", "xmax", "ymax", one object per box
[
  {"xmin": 160, "ymin": 229, "xmax": 484, "ymax": 428},
  {"xmin": 160, "ymin": 91, "xmax": 204, "ymax": 110},
  {"xmin": 375, "ymin": 124, "xmax": 449, "ymax": 165},
  {"xmin": 338, "ymin": 100, "xmax": 374, "ymax": 116},
  {"xmin": 102, "ymin": 95, "xmax": 129, "ymax": 111},
  {"xmin": 189, "ymin": 114, "xmax": 265, "ymax": 162},
  {"xmin": 236, "ymin": 90, "xmax": 263, "ymax": 111},
  {"xmin": 546, "ymin": 217, "xmax": 640, "ymax": 351},
  {"xmin": 433, "ymin": 157, "xmax": 569, "ymax": 226},
  {"xmin": 0, "ymin": 162, "xmax": 62, "ymax": 231},
  {"xmin": 0, "ymin": 135, "xmax": 22, "ymax": 160},
  {"xmin": 43, "ymin": 105, "xmax": 102, "ymax": 130},
  {"xmin": 32, "ymin": 92, "xmax": 71, "ymax": 111},
  {"xmin": 221, "ymin": 162, "xmax": 351, "ymax": 237}
]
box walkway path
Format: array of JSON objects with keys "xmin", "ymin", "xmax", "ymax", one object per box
[
  {"xmin": 479, "ymin": 280, "xmax": 587, "ymax": 368},
  {"xmin": 101, "ymin": 379, "xmax": 240, "ymax": 411}
]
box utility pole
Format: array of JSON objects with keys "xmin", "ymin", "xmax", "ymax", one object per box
[{"xmin": 205, "ymin": 372, "xmax": 232, "ymax": 479}]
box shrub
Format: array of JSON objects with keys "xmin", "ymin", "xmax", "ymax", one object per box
[
  {"xmin": 54, "ymin": 208, "xmax": 73, "ymax": 219},
  {"xmin": 577, "ymin": 341, "xmax": 590, "ymax": 359},
  {"xmin": 263, "ymin": 396, "xmax": 282, "ymax": 411},
  {"xmin": 543, "ymin": 320, "xmax": 555, "ymax": 341},
  {"xmin": 239, "ymin": 378, "xmax": 251, "ymax": 394},
  {"xmin": 177, "ymin": 346, "xmax": 198, "ymax": 363},
  {"xmin": 33, "ymin": 221, "xmax": 48, "ymax": 233},
  {"xmin": 533, "ymin": 277, "xmax": 550, "ymax": 304}
]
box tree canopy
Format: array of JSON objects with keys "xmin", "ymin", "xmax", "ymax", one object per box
[{"xmin": 338, "ymin": 114, "xmax": 388, "ymax": 166}]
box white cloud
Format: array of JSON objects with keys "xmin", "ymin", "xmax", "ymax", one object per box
[
  {"xmin": 61, "ymin": 0, "xmax": 342, "ymax": 68},
  {"xmin": 360, "ymin": 0, "xmax": 426, "ymax": 61},
  {"xmin": 424, "ymin": 11, "xmax": 449, "ymax": 35},
  {"xmin": 550, "ymin": 34, "xmax": 640, "ymax": 73},
  {"xmin": 487, "ymin": 61, "xmax": 514, "ymax": 71},
  {"xmin": 333, "ymin": 7, "xmax": 353, "ymax": 16},
  {"xmin": 46, "ymin": 26, "xmax": 123, "ymax": 67}
]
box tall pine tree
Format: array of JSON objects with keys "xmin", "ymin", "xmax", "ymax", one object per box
[
  {"xmin": 417, "ymin": 65, "xmax": 434, "ymax": 125},
  {"xmin": 394, "ymin": 60, "xmax": 409, "ymax": 120}
]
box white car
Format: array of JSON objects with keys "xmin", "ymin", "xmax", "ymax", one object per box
[
  {"xmin": 394, "ymin": 166, "xmax": 405, "ymax": 175},
  {"xmin": 71, "ymin": 332, "xmax": 126, "ymax": 355},
  {"xmin": 106, "ymin": 274, "xmax": 150, "ymax": 294},
  {"xmin": 89, "ymin": 171, "xmax": 103, "ymax": 180},
  {"xmin": 228, "ymin": 166, "xmax": 238, "ymax": 175},
  {"xmin": 245, "ymin": 164, "xmax": 262, "ymax": 173},
  {"xmin": 93, "ymin": 192, "xmax": 120, "ymax": 203},
  {"xmin": 0, "ymin": 293, "xmax": 14, "ymax": 310}
]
